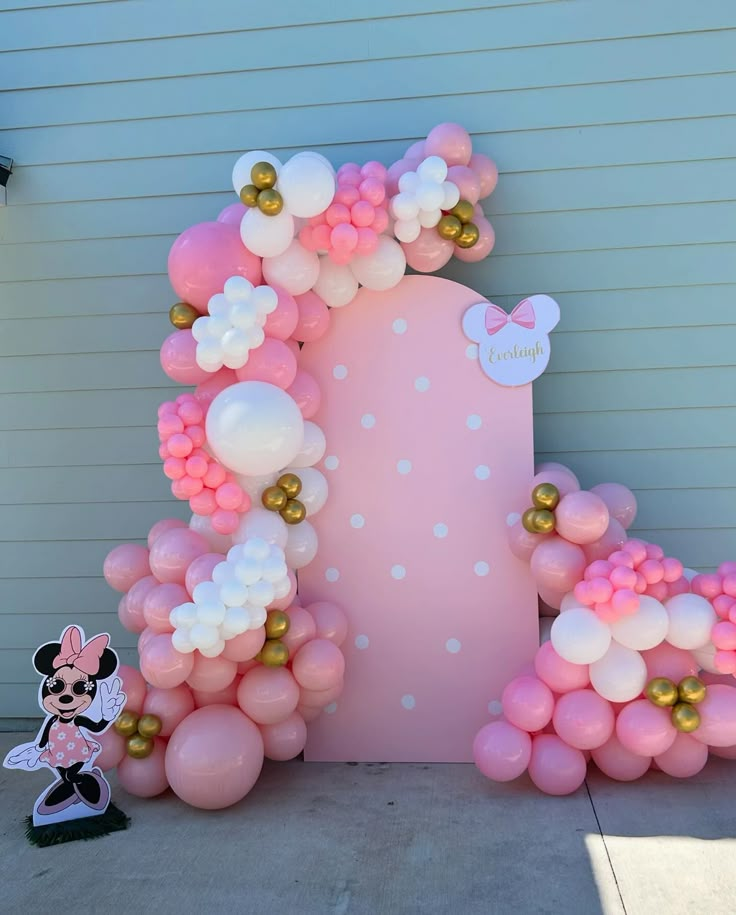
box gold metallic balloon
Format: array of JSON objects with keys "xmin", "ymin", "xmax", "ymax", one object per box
[
  {"xmin": 114, "ymin": 710, "xmax": 139, "ymax": 737},
  {"xmin": 436, "ymin": 214, "xmax": 463, "ymax": 240},
  {"xmin": 277, "ymin": 473, "xmax": 302, "ymax": 498},
  {"xmin": 672, "ymin": 702, "xmax": 701, "ymax": 733},
  {"xmin": 456, "ymin": 222, "xmax": 480, "ymax": 249},
  {"xmin": 450, "ymin": 199, "xmax": 474, "ymax": 224},
  {"xmin": 251, "ymin": 161, "xmax": 278, "ymax": 190},
  {"xmin": 262, "ymin": 486, "xmax": 288, "ymax": 512},
  {"xmin": 531, "ymin": 509, "xmax": 555, "ymax": 534},
  {"xmin": 678, "ymin": 676, "xmax": 707, "ymax": 704},
  {"xmin": 126, "ymin": 734, "xmax": 154, "ymax": 759},
  {"xmin": 522, "ymin": 508, "xmax": 539, "ymax": 534},
  {"xmin": 260, "ymin": 640, "xmax": 290, "ymax": 667},
  {"xmin": 265, "ymin": 609, "xmax": 291, "ymax": 640},
  {"xmin": 239, "ymin": 184, "xmax": 260, "ymax": 207},
  {"xmin": 137, "ymin": 713, "xmax": 162, "ymax": 739},
  {"xmin": 645, "ymin": 677, "xmax": 679, "ymax": 707},
  {"xmin": 257, "ymin": 188, "xmax": 284, "ymax": 216},
  {"xmin": 531, "ymin": 483, "xmax": 560, "ymax": 511},
  {"xmin": 281, "ymin": 499, "xmax": 307, "ymax": 525},
  {"xmin": 169, "ymin": 302, "xmax": 199, "ymax": 330}
]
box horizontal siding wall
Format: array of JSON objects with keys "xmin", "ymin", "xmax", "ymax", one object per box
[{"xmin": 1, "ymin": 0, "xmax": 735, "ymax": 715}]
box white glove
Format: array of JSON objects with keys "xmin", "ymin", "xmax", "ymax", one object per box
[
  {"xmin": 4, "ymin": 742, "xmax": 44, "ymax": 771},
  {"xmin": 99, "ymin": 677, "xmax": 126, "ymax": 722}
]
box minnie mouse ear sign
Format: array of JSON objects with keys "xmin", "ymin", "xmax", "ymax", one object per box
[{"xmin": 462, "ymin": 294, "xmax": 560, "ymax": 387}]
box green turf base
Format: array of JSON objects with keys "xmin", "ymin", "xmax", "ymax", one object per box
[{"xmin": 25, "ymin": 803, "xmax": 130, "ymax": 847}]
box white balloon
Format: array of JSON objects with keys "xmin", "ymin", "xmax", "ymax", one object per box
[
  {"xmin": 232, "ymin": 150, "xmax": 282, "ymax": 196},
  {"xmin": 539, "ymin": 617, "xmax": 553, "ymax": 645},
  {"xmin": 313, "ymin": 256, "xmax": 358, "ymax": 308},
  {"xmin": 609, "ymin": 595, "xmax": 669, "ymax": 651},
  {"xmin": 193, "ymin": 581, "xmax": 220, "ymax": 605},
  {"xmin": 398, "ymin": 171, "xmax": 420, "ymax": 194},
  {"xmin": 198, "ymin": 600, "xmax": 227, "ymax": 627},
  {"xmin": 249, "ymin": 580, "xmax": 275, "ymax": 607},
  {"xmin": 291, "ymin": 466, "xmax": 328, "ymax": 515},
  {"xmin": 394, "ymin": 217, "xmax": 421, "ymax": 243},
  {"xmin": 417, "ymin": 155, "xmax": 448, "ymax": 184},
  {"xmin": 189, "ymin": 513, "xmax": 232, "ymax": 554},
  {"xmin": 242, "ymin": 537, "xmax": 271, "ymax": 561},
  {"xmin": 171, "ymin": 602, "xmax": 197, "ymax": 628},
  {"xmin": 233, "ymin": 508, "xmax": 288, "ymax": 549},
  {"xmin": 277, "ymin": 153, "xmax": 336, "ymax": 218},
  {"xmin": 198, "ymin": 639, "xmax": 226, "ymax": 659},
  {"xmin": 589, "ymin": 641, "xmax": 647, "ymax": 702},
  {"xmin": 261, "ymin": 555, "xmax": 288, "ymax": 583},
  {"xmin": 665, "ymin": 593, "xmax": 717, "ymax": 649},
  {"xmin": 171, "ymin": 629, "xmax": 195, "ymax": 654},
  {"xmin": 236, "ymin": 472, "xmax": 278, "ymax": 503},
  {"xmin": 222, "ymin": 606, "xmax": 251, "ymax": 637},
  {"xmin": 262, "ymin": 240, "xmax": 320, "ymax": 295},
  {"xmin": 683, "ymin": 567, "xmax": 699, "ymax": 582},
  {"xmin": 206, "ymin": 381, "xmax": 304, "ymax": 476},
  {"xmin": 441, "ymin": 181, "xmax": 461, "ymax": 210},
  {"xmin": 296, "ymin": 150, "xmax": 336, "ymax": 176},
  {"xmin": 240, "ymin": 208, "xmax": 295, "ymax": 258},
  {"xmin": 551, "ymin": 607, "xmax": 611, "ymax": 665},
  {"xmin": 415, "ymin": 182, "xmax": 444, "ymax": 212},
  {"xmin": 272, "ymin": 575, "xmax": 293, "ymax": 599},
  {"xmin": 290, "ymin": 421, "xmax": 326, "ymax": 468},
  {"xmin": 692, "ymin": 641, "xmax": 721, "ymax": 674},
  {"xmin": 391, "ymin": 192, "xmax": 419, "ymax": 221},
  {"xmin": 190, "ymin": 623, "xmax": 220, "ymax": 650},
  {"xmin": 223, "ymin": 275, "xmax": 254, "ymax": 302},
  {"xmin": 234, "ymin": 557, "xmax": 264, "ymax": 586},
  {"xmin": 219, "ymin": 579, "xmax": 250, "ymax": 608},
  {"xmin": 560, "ymin": 592, "xmax": 586, "ymax": 612},
  {"xmin": 350, "ymin": 237, "xmax": 406, "ymax": 292},
  {"xmin": 417, "ymin": 207, "xmax": 442, "ymax": 229},
  {"xmin": 285, "ymin": 519, "xmax": 318, "ymax": 569}
]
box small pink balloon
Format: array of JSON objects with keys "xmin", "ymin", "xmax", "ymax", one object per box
[
  {"xmin": 143, "ymin": 684, "xmax": 195, "ymax": 737},
  {"xmin": 446, "ymin": 165, "xmax": 480, "ymax": 205},
  {"xmin": 468, "ymin": 152, "xmax": 498, "ymax": 198},
  {"xmin": 292, "ymin": 291, "xmax": 330, "ymax": 343},
  {"xmin": 616, "ymin": 700, "xmax": 677, "ymax": 757},
  {"xmin": 452, "ymin": 215, "xmax": 495, "ymax": 263},
  {"xmin": 306, "ymin": 601, "xmax": 348, "ymax": 647},
  {"xmin": 96, "ymin": 727, "xmax": 127, "ymax": 771},
  {"xmin": 165, "ymin": 705, "xmax": 264, "ymax": 809},
  {"xmin": 530, "ymin": 536, "xmax": 587, "ymax": 594},
  {"xmin": 140, "ymin": 633, "xmax": 194, "ymax": 689},
  {"xmin": 591, "ymin": 733, "xmax": 651, "ymax": 781},
  {"xmin": 401, "ymin": 227, "xmax": 454, "ymax": 273},
  {"xmin": 260, "ymin": 711, "xmax": 308, "ymax": 761},
  {"xmin": 194, "ymin": 367, "xmax": 239, "ymax": 406},
  {"xmin": 473, "ymin": 720, "xmax": 532, "ymax": 782},
  {"xmin": 184, "ymin": 552, "xmax": 224, "ymax": 595},
  {"xmin": 221, "ymin": 627, "xmax": 266, "ymax": 662},
  {"xmin": 104, "ymin": 543, "xmax": 150, "ymax": 593},
  {"xmin": 292, "ymin": 639, "xmax": 345, "ymax": 692},
  {"xmin": 149, "ymin": 528, "xmax": 208, "ymax": 585},
  {"xmin": 118, "ymin": 737, "xmax": 169, "ymax": 798},
  {"xmin": 287, "ymin": 369, "xmax": 322, "ymax": 419},
  {"xmin": 116, "ymin": 664, "xmax": 147, "ymax": 714},
  {"xmin": 186, "ymin": 654, "xmax": 237, "ymax": 693},
  {"xmin": 534, "ymin": 641, "xmax": 590, "ymax": 693},
  {"xmin": 507, "ymin": 520, "xmax": 549, "ymax": 562},
  {"xmin": 143, "ymin": 582, "xmax": 187, "ymax": 634},
  {"xmin": 237, "ymin": 667, "xmax": 300, "ymax": 725},
  {"xmin": 583, "ymin": 517, "xmax": 627, "ymax": 563},
  {"xmin": 297, "ymin": 703, "xmax": 322, "ymax": 723},
  {"xmin": 555, "ymin": 492, "xmax": 610, "ymax": 545},
  {"xmin": 160, "ymin": 330, "xmax": 212, "ymax": 385},
  {"xmin": 298, "ymin": 679, "xmax": 344, "ymax": 709},
  {"xmin": 501, "ymin": 675, "xmax": 554, "ymax": 732},
  {"xmin": 528, "ymin": 734, "xmax": 587, "ymax": 795},
  {"xmin": 281, "ymin": 606, "xmax": 317, "ymax": 654},
  {"xmin": 590, "ymin": 483, "xmax": 638, "ymax": 530},
  {"xmin": 235, "ymin": 337, "xmax": 298, "ymax": 389},
  {"xmin": 263, "ymin": 285, "xmax": 299, "ymax": 341},
  {"xmin": 147, "ymin": 518, "xmax": 187, "ymax": 549},
  {"xmin": 193, "ymin": 676, "xmax": 240, "ymax": 708},
  {"xmin": 121, "ymin": 575, "xmax": 158, "ymax": 634},
  {"xmin": 553, "ymin": 689, "xmax": 614, "ymax": 750},
  {"xmin": 641, "ymin": 643, "xmax": 698, "ymax": 682},
  {"xmin": 531, "ymin": 470, "xmax": 580, "ymax": 498},
  {"xmin": 217, "ymin": 203, "xmax": 247, "ymax": 226},
  {"xmin": 425, "ymin": 122, "xmax": 472, "ymax": 166},
  {"xmin": 655, "ymin": 732, "xmax": 708, "ymax": 777},
  {"xmin": 692, "ymin": 684, "xmax": 736, "ymax": 746}
]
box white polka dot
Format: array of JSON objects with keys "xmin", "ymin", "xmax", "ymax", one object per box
[
  {"xmin": 397, "ymin": 459, "xmax": 412, "ymax": 474},
  {"xmin": 488, "ymin": 700, "xmax": 503, "ymax": 716},
  {"xmin": 474, "ymin": 561, "xmax": 490, "ymax": 577},
  {"xmin": 414, "ymin": 376, "xmax": 430, "ymax": 392},
  {"xmin": 324, "ymin": 455, "xmax": 339, "ymax": 471},
  {"xmin": 433, "ymin": 523, "xmax": 448, "ymax": 538},
  {"xmin": 474, "ymin": 465, "xmax": 490, "ymax": 481},
  {"xmin": 350, "ymin": 514, "xmax": 365, "ymax": 529},
  {"xmin": 506, "ymin": 512, "xmax": 521, "ymax": 527},
  {"xmin": 361, "ymin": 413, "xmax": 376, "ymax": 429},
  {"xmin": 333, "ymin": 364, "xmax": 348, "ymax": 380},
  {"xmin": 401, "ymin": 694, "xmax": 416, "ymax": 710},
  {"xmin": 392, "ymin": 318, "xmax": 407, "ymax": 335},
  {"xmin": 466, "ymin": 343, "xmax": 479, "ymax": 359},
  {"xmin": 466, "ymin": 414, "xmax": 482, "ymax": 430},
  {"xmin": 391, "ymin": 565, "xmax": 406, "ymax": 580},
  {"xmin": 325, "ymin": 702, "xmax": 338, "ymax": 714},
  {"xmin": 325, "ymin": 567, "xmax": 340, "ymax": 582},
  {"xmin": 355, "ymin": 634, "xmax": 369, "ymax": 650},
  {"xmin": 446, "ymin": 638, "xmax": 461, "ymax": 654}
]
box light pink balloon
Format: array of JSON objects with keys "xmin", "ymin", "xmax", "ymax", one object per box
[
  {"xmin": 237, "ymin": 659, "xmax": 259, "ymax": 676},
  {"xmin": 297, "ymin": 703, "xmax": 322, "ymax": 723},
  {"xmin": 184, "ymin": 552, "xmax": 225, "ymax": 595},
  {"xmin": 140, "ymin": 633, "xmax": 194, "ymax": 689},
  {"xmin": 143, "ymin": 684, "xmax": 195, "ymax": 737},
  {"xmin": 306, "ymin": 601, "xmax": 348, "ymax": 647},
  {"xmin": 96, "ymin": 727, "xmax": 127, "ymax": 771},
  {"xmin": 590, "ymin": 483, "xmax": 638, "ymax": 530},
  {"xmin": 616, "ymin": 700, "xmax": 677, "ymax": 757},
  {"xmin": 138, "ymin": 626, "xmax": 156, "ymax": 655},
  {"xmin": 217, "ymin": 203, "xmax": 247, "ymax": 226},
  {"xmin": 165, "ymin": 705, "xmax": 264, "ymax": 809},
  {"xmin": 263, "ymin": 285, "xmax": 299, "ymax": 341},
  {"xmin": 298, "ymin": 679, "xmax": 344, "ymax": 709},
  {"xmin": 104, "ymin": 543, "xmax": 150, "ymax": 593},
  {"xmin": 555, "ymin": 492, "xmax": 610, "ymax": 545},
  {"xmin": 473, "ymin": 720, "xmax": 531, "ymax": 781},
  {"xmin": 452, "ymin": 216, "xmax": 495, "ymax": 263},
  {"xmin": 117, "ymin": 664, "xmax": 147, "ymax": 714},
  {"xmin": 535, "ymin": 462, "xmax": 580, "ymax": 485},
  {"xmin": 193, "ymin": 676, "xmax": 240, "ymax": 708},
  {"xmin": 186, "ymin": 654, "xmax": 237, "ymax": 693},
  {"xmin": 292, "ymin": 291, "xmax": 330, "ymax": 343},
  {"xmin": 528, "ymin": 734, "xmax": 587, "ymax": 795},
  {"xmin": 642, "ymin": 643, "xmax": 698, "ymax": 682},
  {"xmin": 281, "ymin": 606, "xmax": 317, "ymax": 654},
  {"xmin": 582, "ymin": 517, "xmax": 627, "ymax": 563},
  {"xmin": 692, "ymin": 684, "xmax": 736, "ymax": 746},
  {"xmin": 268, "ymin": 569, "xmax": 297, "ymax": 611},
  {"xmin": 709, "ymin": 743, "xmax": 736, "ymax": 759},
  {"xmin": 221, "ymin": 627, "xmax": 266, "ymax": 663},
  {"xmin": 147, "ymin": 518, "xmax": 187, "ymax": 549},
  {"xmin": 237, "ymin": 667, "xmax": 300, "ymax": 725},
  {"xmin": 149, "ymin": 528, "xmax": 209, "ymax": 584},
  {"xmin": 160, "ymin": 330, "xmax": 212, "ymax": 385},
  {"xmin": 168, "ymin": 221, "xmax": 262, "ymax": 312},
  {"xmin": 425, "ymin": 122, "xmax": 472, "ymax": 166},
  {"xmin": 405, "ymin": 140, "xmax": 426, "ymax": 160},
  {"xmin": 700, "ymin": 671, "xmax": 736, "ymax": 688},
  {"xmin": 235, "ymin": 337, "xmax": 298, "ymax": 389},
  {"xmin": 118, "ymin": 737, "xmax": 170, "ymax": 798},
  {"xmin": 537, "ymin": 585, "xmax": 565, "ymax": 611},
  {"xmin": 591, "ymin": 733, "xmax": 651, "ymax": 781},
  {"xmin": 446, "ymin": 165, "xmax": 480, "ymax": 205},
  {"xmin": 386, "ymin": 158, "xmax": 414, "ymax": 196},
  {"xmin": 260, "ymin": 711, "xmax": 308, "ymax": 761},
  {"xmin": 531, "ymin": 469, "xmax": 580, "ymax": 498},
  {"xmin": 292, "ymin": 639, "xmax": 345, "ymax": 691},
  {"xmin": 530, "ymin": 537, "xmax": 587, "ymax": 593},
  {"xmin": 534, "ymin": 641, "xmax": 590, "ymax": 693},
  {"xmin": 501, "ymin": 675, "xmax": 554, "ymax": 732},
  {"xmin": 401, "ymin": 228, "xmax": 454, "ymax": 273},
  {"xmin": 194, "ymin": 368, "xmax": 239, "ymax": 407},
  {"xmin": 121, "ymin": 575, "xmax": 158, "ymax": 634},
  {"xmin": 553, "ymin": 689, "xmax": 614, "ymax": 750},
  {"xmin": 469, "ymin": 153, "xmax": 498, "ymax": 198},
  {"xmin": 287, "ymin": 370, "xmax": 322, "ymax": 419},
  {"xmin": 143, "ymin": 582, "xmax": 187, "ymax": 633},
  {"xmin": 507, "ymin": 520, "xmax": 549, "ymax": 562},
  {"xmin": 655, "ymin": 732, "xmax": 708, "ymax": 777}
]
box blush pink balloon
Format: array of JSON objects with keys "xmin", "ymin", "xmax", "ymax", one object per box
[
  {"xmin": 194, "ymin": 367, "xmax": 238, "ymax": 407},
  {"xmin": 104, "ymin": 543, "xmax": 150, "ymax": 593},
  {"xmin": 641, "ymin": 643, "xmax": 698, "ymax": 682},
  {"xmin": 121, "ymin": 575, "xmax": 158, "ymax": 634},
  {"xmin": 143, "ymin": 582, "xmax": 188, "ymax": 633},
  {"xmin": 583, "ymin": 517, "xmax": 627, "ymax": 563},
  {"xmin": 530, "ymin": 537, "xmax": 587, "ymax": 593},
  {"xmin": 537, "ymin": 585, "xmax": 565, "ymax": 611},
  {"xmin": 193, "ymin": 676, "xmax": 240, "ymax": 708},
  {"xmin": 217, "ymin": 203, "xmax": 247, "ymax": 226},
  {"xmin": 655, "ymin": 732, "xmax": 708, "ymax": 777},
  {"xmin": 262, "ymin": 286, "xmax": 299, "ymax": 341},
  {"xmin": 186, "ymin": 654, "xmax": 237, "ymax": 693},
  {"xmin": 259, "ymin": 711, "xmax": 308, "ymax": 761},
  {"xmin": 535, "ymin": 462, "xmax": 580, "ymax": 485},
  {"xmin": 281, "ymin": 606, "xmax": 317, "ymax": 654},
  {"xmin": 507, "ymin": 520, "xmax": 549, "ymax": 562},
  {"xmin": 221, "ymin": 627, "xmax": 266, "ymax": 662},
  {"xmin": 386, "ymin": 158, "xmax": 415, "ymax": 196},
  {"xmin": 147, "ymin": 518, "xmax": 187, "ymax": 549},
  {"xmin": 184, "ymin": 552, "xmax": 225, "ymax": 595},
  {"xmin": 168, "ymin": 221, "xmax": 262, "ymax": 312},
  {"xmin": 165, "ymin": 705, "xmax": 264, "ymax": 809},
  {"xmin": 553, "ymin": 689, "xmax": 614, "ymax": 750},
  {"xmin": 469, "ymin": 153, "xmax": 498, "ymax": 198},
  {"xmin": 138, "ymin": 626, "xmax": 156, "ymax": 655},
  {"xmin": 298, "ymin": 679, "xmax": 344, "ymax": 709},
  {"xmin": 116, "ymin": 664, "xmax": 147, "ymax": 714},
  {"xmin": 446, "ymin": 165, "xmax": 481, "ymax": 205},
  {"xmin": 528, "ymin": 734, "xmax": 587, "ymax": 795},
  {"xmin": 237, "ymin": 659, "xmax": 259, "ymax": 676},
  {"xmin": 297, "ymin": 703, "xmax": 322, "ymax": 723},
  {"xmin": 590, "ymin": 483, "xmax": 638, "ymax": 530},
  {"xmin": 425, "ymin": 122, "xmax": 472, "ymax": 166},
  {"xmin": 616, "ymin": 700, "xmax": 677, "ymax": 757},
  {"xmin": 235, "ymin": 337, "xmax": 298, "ymax": 389},
  {"xmin": 143, "ymin": 684, "xmax": 195, "ymax": 737},
  {"xmin": 453, "ymin": 215, "xmax": 495, "ymax": 263},
  {"xmin": 534, "ymin": 641, "xmax": 590, "ymax": 693},
  {"xmin": 287, "ymin": 370, "xmax": 322, "ymax": 419},
  {"xmin": 531, "ymin": 469, "xmax": 580, "ymax": 498},
  {"xmin": 692, "ymin": 684, "xmax": 736, "ymax": 746},
  {"xmin": 237, "ymin": 667, "xmax": 300, "ymax": 725},
  {"xmin": 554, "ymin": 492, "xmax": 610, "ymax": 545},
  {"xmin": 292, "ymin": 639, "xmax": 345, "ymax": 691},
  {"xmin": 118, "ymin": 737, "xmax": 169, "ymax": 798},
  {"xmin": 401, "ymin": 228, "xmax": 454, "ymax": 273},
  {"xmin": 149, "ymin": 528, "xmax": 208, "ymax": 584},
  {"xmin": 501, "ymin": 675, "xmax": 554, "ymax": 732},
  {"xmin": 306, "ymin": 601, "xmax": 348, "ymax": 647},
  {"xmin": 95, "ymin": 727, "xmax": 127, "ymax": 771},
  {"xmin": 292, "ymin": 291, "xmax": 330, "ymax": 342},
  {"xmin": 268, "ymin": 569, "xmax": 297, "ymax": 611},
  {"xmin": 160, "ymin": 329, "xmax": 212, "ymax": 385},
  {"xmin": 591, "ymin": 733, "xmax": 651, "ymax": 781},
  {"xmin": 140, "ymin": 633, "xmax": 194, "ymax": 689},
  {"xmin": 473, "ymin": 720, "xmax": 532, "ymax": 782}
]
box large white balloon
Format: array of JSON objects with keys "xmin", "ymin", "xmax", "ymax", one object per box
[
  {"xmin": 609, "ymin": 595, "xmax": 669, "ymax": 651},
  {"xmin": 665, "ymin": 593, "xmax": 717, "ymax": 649},
  {"xmin": 290, "ymin": 466, "xmax": 328, "ymax": 515},
  {"xmin": 235, "ymin": 472, "xmax": 278, "ymax": 503},
  {"xmin": 350, "ymin": 236, "xmax": 406, "ymax": 291},
  {"xmin": 551, "ymin": 607, "xmax": 611, "ymax": 665},
  {"xmin": 589, "ymin": 641, "xmax": 648, "ymax": 703},
  {"xmin": 206, "ymin": 381, "xmax": 304, "ymax": 476},
  {"xmin": 189, "ymin": 513, "xmax": 232, "ymax": 554},
  {"xmin": 285, "ymin": 519, "xmax": 319, "ymax": 570},
  {"xmin": 314, "ymin": 256, "xmax": 358, "ymax": 308},
  {"xmin": 232, "ymin": 150, "xmax": 282, "ymax": 196},
  {"xmin": 232, "ymin": 508, "xmax": 288, "ymax": 549},
  {"xmin": 289, "ymin": 421, "xmax": 326, "ymax": 468},
  {"xmin": 262, "ymin": 240, "xmax": 320, "ymax": 295},
  {"xmin": 277, "ymin": 153, "xmax": 336, "ymax": 218},
  {"xmin": 240, "ymin": 208, "xmax": 295, "ymax": 258},
  {"xmin": 560, "ymin": 592, "xmax": 586, "ymax": 612}
]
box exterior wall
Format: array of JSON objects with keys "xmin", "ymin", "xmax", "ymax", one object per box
[{"xmin": 1, "ymin": 0, "xmax": 734, "ymax": 715}]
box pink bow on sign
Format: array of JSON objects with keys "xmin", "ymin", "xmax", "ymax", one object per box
[
  {"xmin": 53, "ymin": 627, "xmax": 109, "ymax": 675},
  {"xmin": 484, "ymin": 299, "xmax": 536, "ymax": 335}
]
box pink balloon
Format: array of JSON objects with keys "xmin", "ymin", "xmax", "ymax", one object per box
[
  {"xmin": 501, "ymin": 675, "xmax": 554, "ymax": 732},
  {"xmin": 531, "ymin": 469, "xmax": 580, "ymax": 498},
  {"xmin": 530, "ymin": 537, "xmax": 587, "ymax": 593},
  {"xmin": 473, "ymin": 720, "xmax": 531, "ymax": 782},
  {"xmin": 104, "ymin": 543, "xmax": 150, "ymax": 593},
  {"xmin": 537, "ymin": 585, "xmax": 565, "ymax": 611},
  {"xmin": 507, "ymin": 520, "xmax": 549, "ymax": 562},
  {"xmin": 143, "ymin": 582, "xmax": 187, "ymax": 634},
  {"xmin": 590, "ymin": 483, "xmax": 638, "ymax": 530},
  {"xmin": 262, "ymin": 286, "xmax": 299, "ymax": 341},
  {"xmin": 143, "ymin": 684, "xmax": 195, "ymax": 737},
  {"xmin": 655, "ymin": 732, "xmax": 708, "ymax": 777},
  {"xmin": 401, "ymin": 228, "xmax": 454, "ymax": 273},
  {"xmin": 149, "ymin": 528, "xmax": 208, "ymax": 584},
  {"xmin": 186, "ymin": 654, "xmax": 237, "ymax": 693},
  {"xmin": 193, "ymin": 676, "xmax": 240, "ymax": 708},
  {"xmin": 528, "ymin": 734, "xmax": 587, "ymax": 795},
  {"xmin": 591, "ymin": 734, "xmax": 651, "ymax": 781},
  {"xmin": 217, "ymin": 203, "xmax": 247, "ymax": 226},
  {"xmin": 292, "ymin": 291, "xmax": 330, "ymax": 343},
  {"xmin": 692, "ymin": 684, "xmax": 736, "ymax": 746},
  {"xmin": 553, "ymin": 689, "xmax": 614, "ymax": 750},
  {"xmin": 446, "ymin": 165, "xmax": 480, "ymax": 205},
  {"xmin": 297, "ymin": 703, "xmax": 322, "ymax": 723},
  {"xmin": 221, "ymin": 627, "xmax": 266, "ymax": 662},
  {"xmin": 95, "ymin": 727, "xmax": 126, "ymax": 771},
  {"xmin": 237, "ymin": 659, "xmax": 259, "ymax": 676},
  {"xmin": 298, "ymin": 679, "xmax": 344, "ymax": 709},
  {"xmin": 292, "ymin": 639, "xmax": 345, "ymax": 691},
  {"xmin": 121, "ymin": 575, "xmax": 158, "ymax": 634},
  {"xmin": 616, "ymin": 700, "xmax": 677, "ymax": 757},
  {"xmin": 469, "ymin": 153, "xmax": 498, "ymax": 198},
  {"xmin": 140, "ymin": 633, "xmax": 194, "ymax": 689},
  {"xmin": 534, "ymin": 641, "xmax": 590, "ymax": 693},
  {"xmin": 425, "ymin": 122, "xmax": 472, "ymax": 166},
  {"xmin": 700, "ymin": 671, "xmax": 736, "ymax": 688},
  {"xmin": 116, "ymin": 664, "xmax": 147, "ymax": 714},
  {"xmin": 535, "ymin": 462, "xmax": 580, "ymax": 485},
  {"xmin": 555, "ymin": 492, "xmax": 610, "ymax": 545},
  {"xmin": 117, "ymin": 737, "xmax": 169, "ymax": 798},
  {"xmin": 165, "ymin": 705, "xmax": 264, "ymax": 809},
  {"xmin": 160, "ymin": 330, "xmax": 212, "ymax": 385},
  {"xmin": 194, "ymin": 367, "xmax": 238, "ymax": 406},
  {"xmin": 405, "ymin": 140, "xmax": 426, "ymax": 160},
  {"xmin": 184, "ymin": 552, "xmax": 224, "ymax": 595},
  {"xmin": 260, "ymin": 711, "xmax": 308, "ymax": 761},
  {"xmin": 287, "ymin": 369, "xmax": 322, "ymax": 419},
  {"xmin": 582, "ymin": 517, "xmax": 627, "ymax": 563},
  {"xmin": 306, "ymin": 601, "xmax": 348, "ymax": 647},
  {"xmin": 138, "ymin": 626, "xmax": 156, "ymax": 655},
  {"xmin": 235, "ymin": 337, "xmax": 297, "ymax": 389},
  {"xmin": 168, "ymin": 221, "xmax": 262, "ymax": 312},
  {"xmin": 237, "ymin": 667, "xmax": 300, "ymax": 725},
  {"xmin": 642, "ymin": 643, "xmax": 698, "ymax": 682},
  {"xmin": 147, "ymin": 518, "xmax": 187, "ymax": 549},
  {"xmin": 386, "ymin": 158, "xmax": 414, "ymax": 196},
  {"xmin": 281, "ymin": 606, "xmax": 317, "ymax": 654},
  {"xmin": 452, "ymin": 215, "xmax": 495, "ymax": 263}
]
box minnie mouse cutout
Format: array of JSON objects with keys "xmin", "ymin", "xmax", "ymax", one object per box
[{"xmin": 3, "ymin": 625, "xmax": 125, "ymax": 826}]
